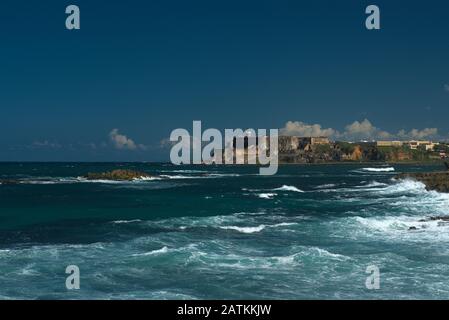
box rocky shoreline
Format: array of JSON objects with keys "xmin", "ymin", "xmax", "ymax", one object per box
[
  {"xmin": 395, "ymin": 171, "xmax": 449, "ymax": 193},
  {"xmin": 394, "ymin": 163, "xmax": 449, "ymax": 231}
]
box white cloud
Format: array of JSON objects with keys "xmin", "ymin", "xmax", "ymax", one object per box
[
  {"xmin": 280, "ymin": 121, "xmax": 336, "ymax": 137},
  {"xmin": 341, "ymin": 119, "xmax": 391, "ymax": 140},
  {"xmin": 109, "ymin": 129, "xmax": 146, "ymax": 150},
  {"xmin": 280, "ymin": 119, "xmax": 439, "ymax": 141},
  {"xmin": 397, "ymin": 128, "xmax": 438, "ymax": 140}
]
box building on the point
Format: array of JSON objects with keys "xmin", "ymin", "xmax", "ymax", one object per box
[
  {"xmin": 376, "ymin": 141, "xmax": 404, "ymax": 147},
  {"xmin": 407, "ymin": 140, "xmax": 436, "ymax": 151}
]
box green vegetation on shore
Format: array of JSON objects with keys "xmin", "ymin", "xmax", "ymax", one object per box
[{"xmin": 279, "ymin": 141, "xmax": 446, "ymax": 164}]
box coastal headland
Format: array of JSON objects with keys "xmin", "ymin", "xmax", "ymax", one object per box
[{"xmin": 229, "ymin": 135, "xmax": 449, "ymax": 164}]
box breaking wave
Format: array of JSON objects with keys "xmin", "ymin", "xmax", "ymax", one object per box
[
  {"xmin": 132, "ymin": 176, "xmax": 163, "ymax": 181},
  {"xmin": 257, "ymin": 193, "xmax": 277, "ymax": 199},
  {"xmin": 220, "ymin": 225, "xmax": 266, "ymax": 233},
  {"xmin": 273, "ymin": 185, "xmax": 304, "ymax": 192},
  {"xmin": 132, "ymin": 246, "xmax": 169, "ymax": 256},
  {"xmin": 4, "ymin": 163, "xmax": 449, "ymax": 299},
  {"xmin": 374, "ymin": 179, "xmax": 427, "ymax": 195},
  {"xmin": 219, "ymin": 222, "xmax": 297, "ymax": 234},
  {"xmin": 361, "ymin": 167, "xmax": 395, "ymax": 172},
  {"xmin": 159, "ymin": 173, "xmax": 240, "ymax": 180}
]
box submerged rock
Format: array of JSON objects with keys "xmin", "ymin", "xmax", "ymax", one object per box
[
  {"xmin": 408, "ymin": 216, "xmax": 449, "ymax": 231},
  {"xmin": 395, "ymin": 171, "xmax": 449, "ymax": 193},
  {"xmin": 418, "ymin": 216, "xmax": 449, "ymax": 222},
  {"xmin": 83, "ymin": 169, "xmax": 152, "ymax": 181},
  {"xmin": 0, "ymin": 179, "xmax": 20, "ymax": 185}
]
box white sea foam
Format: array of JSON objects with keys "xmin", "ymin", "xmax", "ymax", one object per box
[
  {"xmin": 271, "ymin": 222, "xmax": 297, "ymax": 227},
  {"xmin": 192, "ymin": 245, "xmax": 349, "ymax": 271},
  {"xmin": 77, "ymin": 176, "xmax": 163, "ymax": 184},
  {"xmin": 315, "ymin": 183, "xmax": 337, "ymax": 189},
  {"xmin": 160, "ymin": 173, "xmax": 240, "ymax": 180},
  {"xmin": 11, "ymin": 176, "xmax": 164, "ymax": 185},
  {"xmin": 206, "ymin": 173, "xmax": 241, "ymax": 177},
  {"xmin": 219, "ymin": 222, "xmax": 297, "ymax": 234},
  {"xmin": 133, "ymin": 176, "xmax": 162, "ymax": 181},
  {"xmin": 273, "ymin": 185, "xmax": 304, "ymax": 192},
  {"xmin": 20, "ymin": 175, "xmax": 187, "ymax": 185},
  {"xmin": 271, "ymin": 254, "xmax": 298, "ymax": 265},
  {"xmin": 4, "ymin": 172, "xmax": 233, "ymax": 185},
  {"xmin": 220, "ymin": 225, "xmax": 266, "ymax": 233},
  {"xmin": 163, "ymin": 170, "xmax": 206, "ymax": 173},
  {"xmin": 361, "ymin": 167, "xmax": 395, "ymax": 172},
  {"xmin": 190, "ymin": 250, "xmax": 302, "ymax": 269},
  {"xmin": 20, "ymin": 180, "xmax": 59, "ymax": 185},
  {"xmin": 355, "ymin": 216, "xmax": 419, "ymax": 232},
  {"xmin": 311, "ymin": 247, "xmax": 350, "ymax": 261},
  {"xmin": 351, "ymin": 216, "xmax": 449, "ymax": 243},
  {"xmin": 132, "ymin": 246, "xmax": 169, "ymax": 256},
  {"xmin": 334, "ymin": 179, "xmax": 427, "ymax": 195},
  {"xmin": 79, "ymin": 179, "xmax": 125, "ymax": 184},
  {"xmin": 361, "ymin": 181, "xmax": 389, "ymax": 188},
  {"xmin": 111, "ymin": 219, "xmax": 142, "ymax": 224},
  {"xmin": 159, "ymin": 175, "xmax": 198, "ymax": 179},
  {"xmin": 375, "ymin": 179, "xmax": 427, "ymax": 195},
  {"xmin": 257, "ymin": 193, "xmax": 277, "ymax": 199}
]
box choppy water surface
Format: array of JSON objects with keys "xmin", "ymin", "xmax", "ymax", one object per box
[{"xmin": 0, "ymin": 163, "xmax": 448, "ymax": 299}]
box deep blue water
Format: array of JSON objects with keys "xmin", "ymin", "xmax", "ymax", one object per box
[{"xmin": 0, "ymin": 162, "xmax": 448, "ymax": 299}]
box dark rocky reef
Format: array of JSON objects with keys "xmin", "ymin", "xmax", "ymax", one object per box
[
  {"xmin": 0, "ymin": 179, "xmax": 20, "ymax": 185},
  {"xmin": 418, "ymin": 216, "xmax": 449, "ymax": 222},
  {"xmin": 408, "ymin": 216, "xmax": 449, "ymax": 231},
  {"xmin": 83, "ymin": 169, "xmax": 152, "ymax": 181},
  {"xmin": 395, "ymin": 171, "xmax": 449, "ymax": 193}
]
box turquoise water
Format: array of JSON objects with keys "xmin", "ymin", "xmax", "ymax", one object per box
[{"xmin": 0, "ymin": 162, "xmax": 448, "ymax": 299}]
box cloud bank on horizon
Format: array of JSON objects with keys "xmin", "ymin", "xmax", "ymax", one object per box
[
  {"xmin": 31, "ymin": 121, "xmax": 444, "ymax": 154},
  {"xmin": 280, "ymin": 119, "xmax": 440, "ymax": 141},
  {"xmin": 109, "ymin": 129, "xmax": 147, "ymax": 151}
]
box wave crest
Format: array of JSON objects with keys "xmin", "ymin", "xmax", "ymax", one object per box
[
  {"xmin": 220, "ymin": 225, "xmax": 266, "ymax": 233},
  {"xmin": 257, "ymin": 193, "xmax": 277, "ymax": 199},
  {"xmin": 361, "ymin": 167, "xmax": 395, "ymax": 172},
  {"xmin": 132, "ymin": 246, "xmax": 169, "ymax": 256},
  {"xmin": 273, "ymin": 185, "xmax": 304, "ymax": 192}
]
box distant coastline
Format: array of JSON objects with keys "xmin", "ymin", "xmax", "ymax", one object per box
[
  {"xmin": 227, "ymin": 136, "xmax": 449, "ymax": 166},
  {"xmin": 0, "ymin": 160, "xmax": 444, "ymax": 166},
  {"xmin": 276, "ymin": 160, "xmax": 444, "ymax": 166}
]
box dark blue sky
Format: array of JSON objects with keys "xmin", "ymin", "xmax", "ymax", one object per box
[{"xmin": 1, "ymin": 0, "xmax": 448, "ymax": 161}]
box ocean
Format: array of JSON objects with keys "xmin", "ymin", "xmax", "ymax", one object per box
[{"xmin": 0, "ymin": 162, "xmax": 448, "ymax": 299}]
